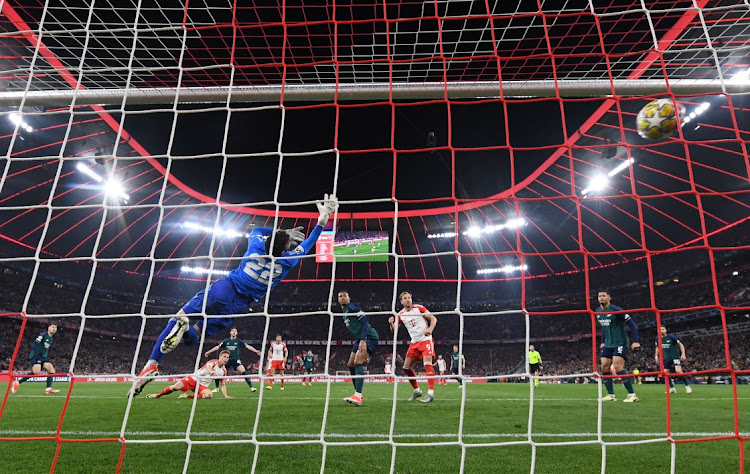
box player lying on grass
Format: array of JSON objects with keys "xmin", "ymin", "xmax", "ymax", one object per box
[
  {"xmin": 389, "ymin": 291, "xmax": 437, "ymax": 403},
  {"xmin": 12, "ymin": 323, "xmax": 60, "ymax": 395},
  {"xmin": 146, "ymin": 350, "xmax": 231, "ymax": 399},
  {"xmin": 128, "ymin": 194, "xmax": 338, "ymax": 397}
]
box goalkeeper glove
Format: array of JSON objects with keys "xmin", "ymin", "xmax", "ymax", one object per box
[
  {"xmin": 316, "ymin": 193, "xmax": 338, "ymax": 227},
  {"xmin": 285, "ymin": 226, "xmax": 306, "ymax": 246}
]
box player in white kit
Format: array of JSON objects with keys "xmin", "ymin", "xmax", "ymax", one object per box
[
  {"xmin": 436, "ymin": 355, "xmax": 447, "ymax": 385},
  {"xmin": 266, "ymin": 334, "xmax": 288, "ymax": 390},
  {"xmin": 388, "ymin": 291, "xmax": 438, "ymax": 403},
  {"xmin": 147, "ymin": 350, "xmax": 231, "ymax": 399}
]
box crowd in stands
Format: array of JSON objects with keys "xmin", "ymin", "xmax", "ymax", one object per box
[{"xmin": 1, "ymin": 246, "xmax": 749, "ymax": 381}]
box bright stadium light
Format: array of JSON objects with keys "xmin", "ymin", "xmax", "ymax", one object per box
[
  {"xmin": 581, "ymin": 175, "xmax": 609, "ymax": 196},
  {"xmin": 731, "ymin": 68, "xmax": 750, "ymax": 82},
  {"xmin": 76, "ymin": 162, "xmax": 104, "ymax": 182},
  {"xmin": 581, "ymin": 157, "xmax": 635, "ymax": 196},
  {"xmin": 463, "ymin": 218, "xmax": 527, "ymax": 238},
  {"xmin": 477, "ymin": 264, "xmax": 528, "ymax": 275},
  {"xmin": 181, "ymin": 265, "xmax": 231, "ymax": 276},
  {"xmin": 8, "ymin": 112, "xmax": 33, "ymax": 133},
  {"xmin": 76, "ymin": 162, "xmax": 130, "ymax": 202},
  {"xmin": 183, "ymin": 221, "xmax": 249, "ymax": 238},
  {"xmin": 427, "ymin": 231, "xmax": 457, "ymax": 239},
  {"xmin": 104, "ymin": 180, "xmax": 130, "ymax": 202},
  {"xmin": 428, "ymin": 217, "xmax": 526, "ymax": 239}
]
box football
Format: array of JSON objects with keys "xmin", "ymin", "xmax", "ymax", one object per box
[{"xmin": 636, "ymin": 98, "xmax": 683, "ymax": 140}]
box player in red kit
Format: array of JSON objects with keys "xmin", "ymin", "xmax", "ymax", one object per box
[{"xmin": 388, "ymin": 291, "xmax": 438, "ymax": 403}]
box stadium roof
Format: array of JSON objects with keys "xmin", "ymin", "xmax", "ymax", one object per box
[{"xmin": 0, "ymin": 0, "xmax": 748, "ymax": 283}]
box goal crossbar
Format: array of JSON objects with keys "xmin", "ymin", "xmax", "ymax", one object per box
[{"xmin": 2, "ymin": 79, "xmax": 747, "ymax": 107}]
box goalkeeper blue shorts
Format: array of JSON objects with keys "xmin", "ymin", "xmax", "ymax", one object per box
[{"xmin": 181, "ymin": 277, "xmax": 250, "ymax": 336}]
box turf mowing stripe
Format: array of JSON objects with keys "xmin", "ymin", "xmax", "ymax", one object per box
[{"xmin": 0, "ymin": 430, "xmax": 748, "ymax": 438}]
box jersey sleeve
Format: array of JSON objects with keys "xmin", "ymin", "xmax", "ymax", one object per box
[
  {"xmin": 417, "ymin": 305, "xmax": 428, "ymax": 313},
  {"xmin": 281, "ymin": 225, "xmax": 323, "ymax": 267}
]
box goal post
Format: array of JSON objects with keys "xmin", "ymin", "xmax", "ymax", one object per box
[{"xmin": 1, "ymin": 79, "xmax": 749, "ymax": 107}]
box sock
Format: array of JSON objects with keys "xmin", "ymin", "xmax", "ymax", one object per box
[
  {"xmin": 349, "ymin": 366, "xmax": 357, "ymax": 391},
  {"xmin": 682, "ymin": 375, "xmax": 690, "ymax": 387},
  {"xmin": 355, "ymin": 391, "xmax": 362, "ymax": 397},
  {"xmin": 156, "ymin": 386, "xmax": 175, "ymax": 398},
  {"xmin": 18, "ymin": 376, "xmax": 28, "ymax": 384},
  {"xmin": 534, "ymin": 378, "xmax": 539, "ymax": 387},
  {"xmin": 618, "ymin": 371, "xmax": 635, "ymax": 394},
  {"xmin": 244, "ymin": 377, "xmax": 254, "ymax": 389},
  {"xmin": 428, "ymin": 389, "xmax": 434, "ymax": 396},
  {"xmin": 424, "ymin": 364, "xmax": 435, "ymax": 391},
  {"xmin": 150, "ymin": 318, "xmax": 178, "ymax": 361},
  {"xmin": 403, "ymin": 368, "xmax": 419, "ymax": 390},
  {"xmin": 280, "ymin": 375, "xmax": 285, "ymax": 388},
  {"xmin": 185, "ymin": 392, "xmax": 211, "ymax": 399},
  {"xmin": 215, "ymin": 379, "xmax": 221, "ymax": 389},
  {"xmin": 46, "ymin": 376, "xmax": 53, "ymax": 389},
  {"xmin": 182, "ymin": 326, "xmax": 200, "ymax": 346},
  {"xmin": 604, "ymin": 379, "xmax": 614, "ymax": 394},
  {"xmin": 668, "ymin": 377, "xmax": 675, "ymax": 389},
  {"xmin": 354, "ymin": 364, "xmax": 365, "ymax": 394}
]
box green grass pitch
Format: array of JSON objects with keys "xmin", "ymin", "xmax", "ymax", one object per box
[
  {"xmin": 334, "ymin": 238, "xmax": 389, "ymax": 262},
  {"xmin": 0, "ymin": 382, "xmax": 747, "ymax": 473}
]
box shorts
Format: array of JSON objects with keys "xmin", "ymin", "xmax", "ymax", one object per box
[
  {"xmin": 601, "ymin": 345, "xmax": 629, "ymax": 360},
  {"xmin": 530, "ymin": 363, "xmax": 540, "ymax": 373},
  {"xmin": 182, "ymin": 278, "xmax": 250, "ymax": 336},
  {"xmin": 352, "ymin": 339, "xmax": 378, "ymax": 356},
  {"xmin": 405, "ymin": 339, "xmax": 435, "ymax": 360},
  {"xmin": 304, "ymin": 367, "xmax": 315, "ymax": 374},
  {"xmin": 29, "ymin": 357, "xmax": 49, "ymax": 366},
  {"xmin": 270, "ymin": 360, "xmax": 285, "ymax": 371},
  {"xmin": 439, "ymin": 370, "xmax": 445, "ymax": 375},
  {"xmin": 226, "ymin": 360, "xmax": 243, "ymax": 370},
  {"xmin": 181, "ymin": 376, "xmax": 209, "ymax": 394},
  {"xmin": 664, "ymin": 359, "xmax": 682, "ymax": 370},
  {"xmin": 451, "ymin": 367, "xmax": 459, "ymax": 375}
]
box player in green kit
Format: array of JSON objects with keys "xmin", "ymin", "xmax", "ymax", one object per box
[
  {"xmin": 595, "ymin": 290, "xmax": 641, "ymax": 402},
  {"xmin": 204, "ymin": 328, "xmax": 262, "ymax": 393},
  {"xmin": 12, "ymin": 323, "xmax": 60, "ymax": 394},
  {"xmin": 338, "ymin": 290, "xmax": 378, "ymax": 406},
  {"xmin": 655, "ymin": 325, "xmax": 692, "ymax": 394},
  {"xmin": 302, "ymin": 351, "xmax": 316, "ymax": 386},
  {"xmin": 450, "ymin": 345, "xmax": 465, "ymax": 387}
]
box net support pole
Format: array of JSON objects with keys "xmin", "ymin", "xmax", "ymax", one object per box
[{"xmin": 1, "ymin": 79, "xmax": 749, "ymax": 107}]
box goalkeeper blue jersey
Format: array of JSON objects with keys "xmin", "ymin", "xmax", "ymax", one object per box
[{"xmin": 228, "ymin": 225, "xmax": 322, "ymax": 301}]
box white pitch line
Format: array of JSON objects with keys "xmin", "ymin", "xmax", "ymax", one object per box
[
  {"xmin": 7, "ymin": 394, "xmax": 750, "ymax": 402},
  {"xmin": 0, "ymin": 430, "xmax": 747, "ymax": 439}
]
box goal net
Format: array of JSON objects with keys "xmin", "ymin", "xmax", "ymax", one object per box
[{"xmin": 1, "ymin": 0, "xmax": 749, "ymax": 472}]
